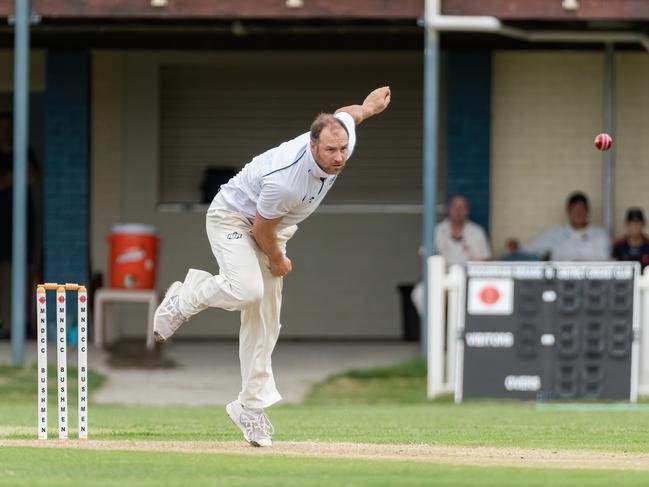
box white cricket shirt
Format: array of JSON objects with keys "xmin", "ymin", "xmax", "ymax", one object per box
[
  {"xmin": 219, "ymin": 112, "xmax": 356, "ymax": 229},
  {"xmin": 520, "ymin": 223, "xmax": 611, "ymax": 261},
  {"xmin": 434, "ymin": 219, "xmax": 492, "ymax": 266}
]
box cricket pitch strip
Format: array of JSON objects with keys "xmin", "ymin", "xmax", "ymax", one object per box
[{"xmin": 2, "ymin": 439, "xmax": 649, "ymax": 471}]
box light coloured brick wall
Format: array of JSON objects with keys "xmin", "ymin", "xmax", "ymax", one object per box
[
  {"xmin": 490, "ymin": 52, "xmax": 605, "ymax": 258},
  {"xmin": 615, "ymin": 53, "xmax": 649, "ymax": 239},
  {"xmin": 91, "ymin": 52, "xmax": 124, "ymax": 277},
  {"xmin": 90, "ymin": 50, "xmax": 425, "ymax": 339}
]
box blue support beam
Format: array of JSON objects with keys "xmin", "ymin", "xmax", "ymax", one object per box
[
  {"xmin": 422, "ymin": 27, "xmax": 440, "ymax": 355},
  {"xmin": 43, "ymin": 51, "xmax": 90, "ymax": 289},
  {"xmin": 11, "ymin": 0, "xmax": 31, "ymax": 365},
  {"xmin": 446, "ymin": 52, "xmax": 492, "ymax": 233}
]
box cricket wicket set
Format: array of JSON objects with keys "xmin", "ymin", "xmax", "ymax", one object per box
[{"xmin": 37, "ymin": 283, "xmax": 88, "ymax": 440}]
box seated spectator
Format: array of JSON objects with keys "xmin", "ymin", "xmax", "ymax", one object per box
[
  {"xmin": 435, "ymin": 194, "xmax": 492, "ymax": 265},
  {"xmin": 507, "ymin": 191, "xmax": 610, "ymax": 261},
  {"xmin": 613, "ymin": 208, "xmax": 649, "ymax": 269},
  {"xmin": 411, "ymin": 194, "xmax": 491, "ymax": 317}
]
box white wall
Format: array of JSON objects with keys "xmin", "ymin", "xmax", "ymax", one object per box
[
  {"xmin": 491, "ymin": 51, "xmax": 649, "ymax": 253},
  {"xmin": 491, "ymin": 52, "xmax": 605, "ymax": 256},
  {"xmin": 91, "ymin": 53, "xmax": 123, "ymax": 280},
  {"xmin": 91, "ymin": 50, "xmax": 425, "ymax": 339},
  {"xmin": 86, "ymin": 48, "xmax": 649, "ymax": 340},
  {"xmin": 615, "ymin": 53, "xmax": 649, "ymax": 236}
]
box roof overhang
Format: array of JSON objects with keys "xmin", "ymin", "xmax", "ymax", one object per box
[{"xmin": 2, "ymin": 0, "xmax": 649, "ymax": 22}]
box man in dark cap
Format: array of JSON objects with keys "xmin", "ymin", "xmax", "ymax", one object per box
[{"xmin": 613, "ymin": 208, "xmax": 649, "ymax": 269}]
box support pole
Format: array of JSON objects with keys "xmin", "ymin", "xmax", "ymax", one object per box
[
  {"xmin": 602, "ymin": 43, "xmax": 615, "ymax": 236},
  {"xmin": 422, "ymin": 0, "xmax": 441, "ymax": 356},
  {"xmin": 11, "ymin": 0, "xmax": 31, "ymax": 365}
]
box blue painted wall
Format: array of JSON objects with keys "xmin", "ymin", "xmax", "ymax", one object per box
[
  {"xmin": 43, "ymin": 51, "xmax": 90, "ymax": 286},
  {"xmin": 446, "ymin": 52, "xmax": 491, "ymax": 233}
]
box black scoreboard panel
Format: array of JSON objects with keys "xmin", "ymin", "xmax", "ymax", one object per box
[{"xmin": 458, "ymin": 262, "xmax": 639, "ymax": 402}]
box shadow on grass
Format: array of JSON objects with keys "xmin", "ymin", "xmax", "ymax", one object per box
[
  {"xmin": 106, "ymin": 339, "xmax": 177, "ymax": 369},
  {"xmin": 304, "ymin": 357, "xmax": 454, "ymax": 405}
]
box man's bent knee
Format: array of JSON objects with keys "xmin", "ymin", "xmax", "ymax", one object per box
[{"xmin": 233, "ymin": 280, "xmax": 264, "ymax": 306}]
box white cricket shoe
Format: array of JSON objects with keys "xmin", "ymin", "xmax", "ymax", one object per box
[
  {"xmin": 226, "ymin": 400, "xmax": 274, "ymax": 447},
  {"xmin": 153, "ymin": 281, "xmax": 188, "ymax": 343}
]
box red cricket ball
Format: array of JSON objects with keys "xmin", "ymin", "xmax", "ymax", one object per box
[{"xmin": 594, "ymin": 133, "xmax": 613, "ymax": 151}]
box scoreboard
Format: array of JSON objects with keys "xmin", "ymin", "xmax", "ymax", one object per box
[{"xmin": 457, "ymin": 262, "xmax": 640, "ymax": 402}]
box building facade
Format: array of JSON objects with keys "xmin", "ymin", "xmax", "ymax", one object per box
[{"xmin": 2, "ymin": 0, "xmax": 648, "ymax": 339}]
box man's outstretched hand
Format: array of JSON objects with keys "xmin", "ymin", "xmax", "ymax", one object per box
[
  {"xmin": 334, "ymin": 86, "xmax": 391, "ymax": 125},
  {"xmin": 362, "ymin": 86, "xmax": 391, "ymax": 118}
]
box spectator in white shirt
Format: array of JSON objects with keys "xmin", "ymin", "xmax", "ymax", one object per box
[
  {"xmin": 507, "ymin": 191, "xmax": 610, "ymax": 261},
  {"xmin": 435, "ymin": 194, "xmax": 492, "ymax": 265},
  {"xmin": 411, "ymin": 194, "xmax": 491, "ymax": 316}
]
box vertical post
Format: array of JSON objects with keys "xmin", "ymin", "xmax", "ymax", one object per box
[
  {"xmin": 640, "ymin": 269, "xmax": 649, "ymax": 395},
  {"xmin": 78, "ymin": 286, "xmax": 88, "ymax": 439},
  {"xmin": 454, "ymin": 265, "xmax": 467, "ymax": 404},
  {"xmin": 423, "ymin": 0, "xmax": 440, "ymax": 356},
  {"xmin": 427, "ymin": 255, "xmax": 446, "ymax": 397},
  {"xmin": 445, "ymin": 264, "xmax": 465, "ymax": 393},
  {"xmin": 602, "ymin": 43, "xmax": 615, "ymax": 236},
  {"xmin": 56, "ymin": 286, "xmax": 68, "ymax": 440},
  {"xmin": 11, "ymin": 0, "xmax": 31, "ymax": 365},
  {"xmin": 631, "ymin": 265, "xmax": 641, "ymax": 403},
  {"xmin": 37, "ymin": 285, "xmax": 47, "ymax": 439}
]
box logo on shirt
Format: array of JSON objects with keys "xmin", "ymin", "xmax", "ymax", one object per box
[{"xmin": 226, "ymin": 232, "xmax": 243, "ymax": 240}]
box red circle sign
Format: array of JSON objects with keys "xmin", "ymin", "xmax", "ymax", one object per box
[{"xmin": 480, "ymin": 286, "xmax": 500, "ymax": 305}]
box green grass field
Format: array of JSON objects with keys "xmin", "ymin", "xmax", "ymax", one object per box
[
  {"xmin": 4, "ymin": 448, "xmax": 649, "ymax": 487},
  {"xmin": 2, "ymin": 359, "xmax": 649, "ymax": 486}
]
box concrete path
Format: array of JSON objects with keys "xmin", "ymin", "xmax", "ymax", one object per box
[{"xmin": 0, "ymin": 340, "xmax": 420, "ymax": 406}]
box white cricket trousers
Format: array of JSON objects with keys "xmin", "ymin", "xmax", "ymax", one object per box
[{"xmin": 177, "ymin": 193, "xmax": 297, "ymax": 409}]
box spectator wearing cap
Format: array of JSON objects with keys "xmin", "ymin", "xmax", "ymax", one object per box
[
  {"xmin": 612, "ymin": 208, "xmax": 649, "ymax": 269},
  {"xmin": 507, "ymin": 191, "xmax": 610, "ymax": 261}
]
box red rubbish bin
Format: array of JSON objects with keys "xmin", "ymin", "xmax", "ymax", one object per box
[{"xmin": 108, "ymin": 224, "xmax": 160, "ymax": 289}]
